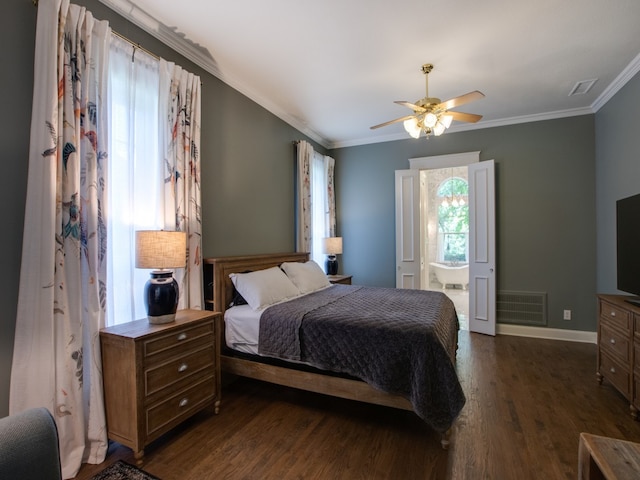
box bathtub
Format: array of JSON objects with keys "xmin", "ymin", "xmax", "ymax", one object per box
[{"xmin": 429, "ymin": 262, "xmax": 469, "ymax": 290}]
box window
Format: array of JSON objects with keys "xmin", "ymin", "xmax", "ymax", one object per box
[
  {"xmin": 309, "ymin": 151, "xmax": 332, "ymax": 265},
  {"xmin": 437, "ymin": 177, "xmax": 469, "ymax": 263},
  {"xmin": 106, "ymin": 36, "xmax": 163, "ymax": 325}
]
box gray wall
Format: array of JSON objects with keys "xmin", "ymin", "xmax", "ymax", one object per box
[
  {"xmin": 332, "ymin": 116, "xmax": 597, "ymax": 333},
  {"xmin": 1, "ymin": 0, "xmax": 37, "ymax": 421},
  {"xmin": 0, "ymin": 0, "xmax": 325, "ymax": 417},
  {"xmin": 595, "ymin": 72, "xmax": 640, "ymax": 293},
  {"xmin": 2, "ymin": 0, "xmax": 636, "ymax": 418}
]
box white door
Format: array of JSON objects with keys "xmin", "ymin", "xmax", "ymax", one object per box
[
  {"xmin": 395, "ymin": 170, "xmax": 420, "ymax": 289},
  {"xmin": 468, "ymin": 160, "xmax": 496, "ymax": 335}
]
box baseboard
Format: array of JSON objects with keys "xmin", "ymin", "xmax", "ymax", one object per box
[{"xmin": 496, "ymin": 323, "xmax": 597, "ymax": 344}]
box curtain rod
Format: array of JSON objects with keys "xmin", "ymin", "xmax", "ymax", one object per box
[
  {"xmin": 111, "ymin": 30, "xmax": 160, "ymax": 61},
  {"xmin": 32, "ymin": 0, "xmax": 160, "ymax": 62}
]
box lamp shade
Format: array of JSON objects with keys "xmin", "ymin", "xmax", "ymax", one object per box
[
  {"xmin": 135, "ymin": 231, "xmax": 186, "ymax": 269},
  {"xmin": 135, "ymin": 231, "xmax": 186, "ymax": 325},
  {"xmin": 322, "ymin": 237, "xmax": 343, "ymax": 255}
]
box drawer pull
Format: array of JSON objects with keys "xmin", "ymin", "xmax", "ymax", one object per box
[
  {"xmin": 610, "ymin": 338, "xmax": 616, "ymax": 345},
  {"xmin": 178, "ymin": 363, "xmax": 188, "ymax": 372},
  {"xmin": 179, "ymin": 398, "xmax": 189, "ymax": 408},
  {"xmin": 610, "ymin": 311, "xmax": 616, "ymax": 317},
  {"xmin": 610, "ymin": 367, "xmax": 616, "ymax": 374},
  {"xmin": 177, "ymin": 333, "xmax": 188, "ymax": 341}
]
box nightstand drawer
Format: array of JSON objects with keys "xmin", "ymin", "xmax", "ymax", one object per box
[
  {"xmin": 146, "ymin": 376, "xmax": 216, "ymax": 439},
  {"xmin": 145, "ymin": 344, "xmax": 215, "ymax": 398},
  {"xmin": 600, "ymin": 352, "xmax": 631, "ymax": 398},
  {"xmin": 600, "ymin": 322, "xmax": 631, "ymax": 363},
  {"xmin": 143, "ymin": 321, "xmax": 214, "ymax": 361}
]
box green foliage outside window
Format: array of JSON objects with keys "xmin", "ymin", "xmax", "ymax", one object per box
[{"xmin": 437, "ymin": 178, "xmax": 469, "ymax": 263}]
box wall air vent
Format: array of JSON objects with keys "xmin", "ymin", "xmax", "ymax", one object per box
[{"xmin": 497, "ymin": 291, "xmax": 547, "ymax": 326}]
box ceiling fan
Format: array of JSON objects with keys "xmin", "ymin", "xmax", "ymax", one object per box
[{"xmin": 370, "ymin": 64, "xmax": 484, "ymax": 138}]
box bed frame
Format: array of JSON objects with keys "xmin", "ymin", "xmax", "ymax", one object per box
[{"xmin": 209, "ymin": 252, "xmax": 451, "ymax": 448}]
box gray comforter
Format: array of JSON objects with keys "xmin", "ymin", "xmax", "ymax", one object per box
[{"xmin": 258, "ymin": 284, "xmax": 465, "ymax": 433}]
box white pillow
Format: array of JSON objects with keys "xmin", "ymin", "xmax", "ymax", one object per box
[
  {"xmin": 281, "ymin": 260, "xmax": 331, "ymax": 294},
  {"xmin": 229, "ymin": 267, "xmax": 301, "ymax": 310}
]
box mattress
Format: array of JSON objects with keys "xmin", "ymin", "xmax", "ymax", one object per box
[{"xmin": 224, "ymin": 304, "xmax": 261, "ymax": 355}]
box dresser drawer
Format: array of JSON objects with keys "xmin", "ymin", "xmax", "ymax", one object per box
[
  {"xmin": 143, "ymin": 321, "xmax": 214, "ymax": 362},
  {"xmin": 145, "ymin": 344, "xmax": 215, "ymax": 398},
  {"xmin": 599, "ymin": 352, "xmax": 631, "ymax": 398},
  {"xmin": 599, "ymin": 322, "xmax": 631, "ymax": 363},
  {"xmin": 146, "ymin": 376, "xmax": 216, "ymax": 439},
  {"xmin": 599, "ymin": 301, "xmax": 631, "ymax": 332}
]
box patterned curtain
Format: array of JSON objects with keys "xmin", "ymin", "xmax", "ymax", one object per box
[
  {"xmin": 325, "ymin": 155, "xmax": 336, "ymax": 237},
  {"xmin": 159, "ymin": 60, "xmax": 203, "ymax": 309},
  {"xmin": 10, "ymin": 0, "xmax": 110, "ymax": 477},
  {"xmin": 296, "ymin": 140, "xmax": 313, "ymax": 253}
]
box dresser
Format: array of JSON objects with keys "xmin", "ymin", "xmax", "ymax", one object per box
[
  {"xmin": 597, "ymin": 294, "xmax": 640, "ymax": 418},
  {"xmin": 100, "ymin": 309, "xmax": 221, "ymax": 463}
]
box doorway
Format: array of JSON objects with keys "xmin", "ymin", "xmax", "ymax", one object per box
[
  {"xmin": 420, "ymin": 167, "xmax": 469, "ymax": 329},
  {"xmin": 395, "ymin": 151, "xmax": 496, "ymax": 335}
]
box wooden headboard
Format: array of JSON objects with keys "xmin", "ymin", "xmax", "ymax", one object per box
[{"xmin": 206, "ymin": 252, "xmax": 309, "ymax": 314}]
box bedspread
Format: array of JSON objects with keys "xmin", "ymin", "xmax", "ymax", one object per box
[{"xmin": 258, "ymin": 284, "xmax": 465, "ymax": 433}]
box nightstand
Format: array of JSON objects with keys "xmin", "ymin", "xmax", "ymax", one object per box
[
  {"xmin": 100, "ymin": 309, "xmax": 221, "ymax": 464},
  {"xmin": 327, "ymin": 274, "xmax": 352, "ymax": 285}
]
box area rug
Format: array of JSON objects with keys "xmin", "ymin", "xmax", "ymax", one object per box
[{"xmin": 90, "ymin": 460, "xmax": 161, "ymax": 480}]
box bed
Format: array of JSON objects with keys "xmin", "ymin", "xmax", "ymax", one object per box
[{"xmin": 209, "ymin": 252, "xmax": 465, "ymax": 448}]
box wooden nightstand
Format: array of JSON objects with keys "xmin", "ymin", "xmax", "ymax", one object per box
[
  {"xmin": 327, "ymin": 274, "xmax": 352, "ymax": 285},
  {"xmin": 100, "ymin": 309, "xmax": 221, "ymax": 464}
]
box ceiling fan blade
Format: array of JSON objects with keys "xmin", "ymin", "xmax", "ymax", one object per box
[
  {"xmin": 370, "ymin": 115, "xmax": 416, "ymax": 130},
  {"xmin": 394, "ymin": 101, "xmax": 426, "ymax": 113},
  {"xmin": 438, "ymin": 91, "xmax": 485, "ymax": 111},
  {"xmin": 447, "ymin": 111, "xmax": 483, "ymax": 123}
]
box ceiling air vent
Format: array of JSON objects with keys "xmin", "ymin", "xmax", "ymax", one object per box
[
  {"xmin": 497, "ymin": 291, "xmax": 547, "ymax": 326},
  {"xmin": 569, "ymin": 79, "xmax": 597, "ymax": 96}
]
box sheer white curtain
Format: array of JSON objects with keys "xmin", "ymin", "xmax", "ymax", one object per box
[
  {"xmin": 295, "ymin": 141, "xmax": 336, "ymax": 266},
  {"xmin": 106, "ymin": 35, "xmax": 162, "ymax": 325},
  {"xmin": 11, "ymin": 0, "xmax": 110, "ymax": 477}
]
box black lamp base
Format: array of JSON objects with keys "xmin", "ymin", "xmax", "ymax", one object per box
[
  {"xmin": 144, "ymin": 270, "xmax": 179, "ymax": 324},
  {"xmin": 325, "ymin": 255, "xmax": 338, "ymax": 275}
]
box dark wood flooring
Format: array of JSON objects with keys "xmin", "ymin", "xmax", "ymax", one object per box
[{"xmin": 73, "ymin": 331, "xmax": 640, "ymax": 479}]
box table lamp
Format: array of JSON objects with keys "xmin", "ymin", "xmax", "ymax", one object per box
[
  {"xmin": 135, "ymin": 230, "xmax": 186, "ymax": 324},
  {"xmin": 322, "ymin": 237, "xmax": 342, "ymax": 275}
]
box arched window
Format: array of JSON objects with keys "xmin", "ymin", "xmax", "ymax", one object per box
[{"xmin": 437, "ymin": 177, "xmax": 469, "ymax": 263}]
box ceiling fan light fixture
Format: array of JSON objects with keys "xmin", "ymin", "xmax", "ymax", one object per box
[
  {"xmin": 433, "ymin": 121, "xmax": 446, "ymax": 136},
  {"xmin": 403, "ymin": 117, "xmax": 421, "ymax": 138},
  {"xmin": 423, "ymin": 112, "xmax": 438, "ymax": 128},
  {"xmin": 369, "ymin": 63, "xmax": 484, "ymax": 139}
]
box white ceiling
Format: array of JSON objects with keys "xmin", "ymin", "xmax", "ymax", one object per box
[{"xmin": 102, "ymin": 0, "xmax": 640, "ymax": 149}]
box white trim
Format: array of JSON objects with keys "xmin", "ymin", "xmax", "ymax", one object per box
[
  {"xmin": 592, "ymin": 52, "xmax": 640, "ymax": 112},
  {"xmin": 329, "ymin": 107, "xmax": 594, "ymax": 149},
  {"xmin": 99, "ymin": 0, "xmax": 640, "ymax": 151},
  {"xmin": 409, "ymin": 151, "xmax": 480, "ymax": 170},
  {"xmin": 496, "ymin": 323, "xmax": 597, "ymax": 344},
  {"xmin": 98, "ymin": 0, "xmax": 331, "ymax": 149}
]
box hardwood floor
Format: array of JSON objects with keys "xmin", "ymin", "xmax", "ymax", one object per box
[{"xmin": 73, "ymin": 332, "xmax": 640, "ymax": 479}]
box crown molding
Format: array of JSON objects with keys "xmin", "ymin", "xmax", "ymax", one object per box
[
  {"xmin": 591, "ymin": 52, "xmax": 640, "ymax": 112},
  {"xmin": 99, "ymin": 0, "xmax": 638, "ymax": 152},
  {"xmin": 98, "ymin": 0, "xmax": 331, "ymax": 149},
  {"xmin": 329, "ymin": 107, "xmax": 595, "ymax": 149}
]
